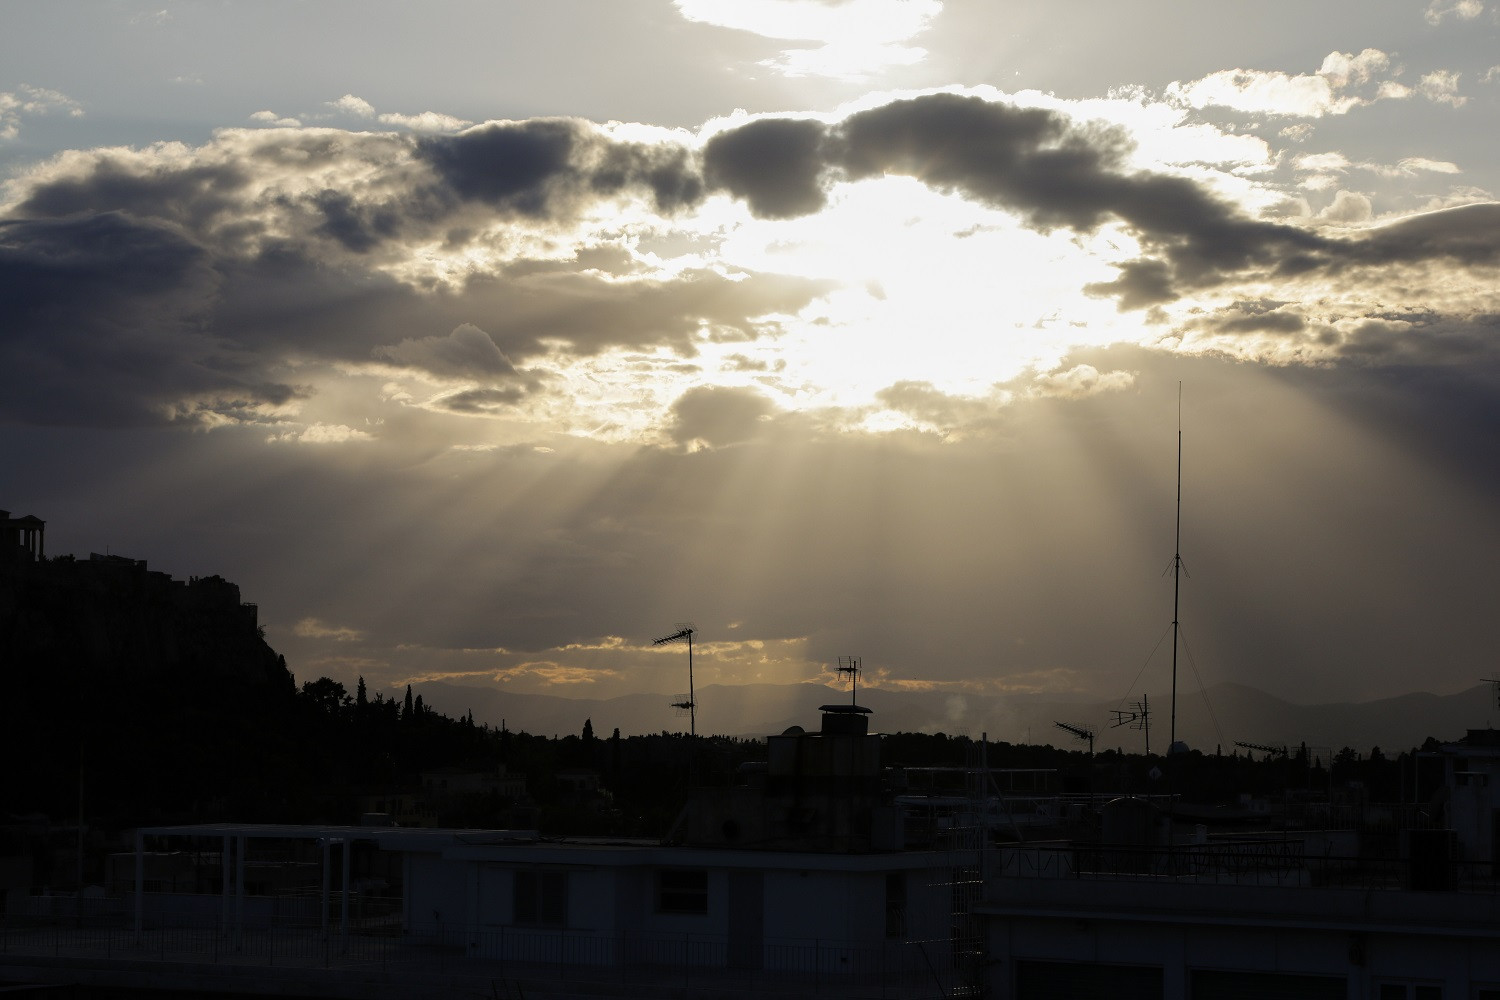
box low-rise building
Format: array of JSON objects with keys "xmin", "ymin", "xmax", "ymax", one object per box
[{"xmin": 977, "ymin": 731, "xmax": 1500, "ymax": 999}]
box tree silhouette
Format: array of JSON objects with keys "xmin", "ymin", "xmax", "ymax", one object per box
[{"xmin": 302, "ymin": 677, "xmax": 348, "ymax": 715}]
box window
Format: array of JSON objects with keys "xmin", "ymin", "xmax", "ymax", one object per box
[
  {"xmin": 1018, "ymin": 960, "xmax": 1163, "ymax": 999},
  {"xmin": 657, "ymin": 869, "xmax": 708, "ymax": 914},
  {"xmin": 885, "ymin": 871, "xmax": 907, "ymax": 939},
  {"xmin": 1189, "ymin": 970, "xmax": 1344, "ymax": 1000},
  {"xmin": 513, "ymin": 870, "xmax": 567, "ymax": 926}
]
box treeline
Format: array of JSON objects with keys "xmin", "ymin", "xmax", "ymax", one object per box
[
  {"xmin": 288, "ymin": 674, "xmax": 769, "ymax": 836},
  {"xmin": 2, "ymin": 553, "xmax": 1447, "ymax": 838},
  {"xmin": 882, "ymin": 733, "xmax": 1443, "ymax": 809}
]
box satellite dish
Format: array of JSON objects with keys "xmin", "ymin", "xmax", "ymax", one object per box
[{"xmin": 1168, "ymin": 740, "xmax": 1191, "ymax": 756}]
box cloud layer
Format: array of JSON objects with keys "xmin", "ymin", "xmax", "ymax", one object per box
[{"xmin": 4, "ymin": 90, "xmax": 1497, "ymax": 436}]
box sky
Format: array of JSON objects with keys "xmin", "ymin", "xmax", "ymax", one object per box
[{"xmin": 3, "ymin": 0, "xmax": 1500, "ymax": 735}]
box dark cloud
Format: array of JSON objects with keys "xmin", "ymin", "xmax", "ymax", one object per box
[
  {"xmin": 17, "ymin": 157, "xmax": 252, "ymax": 233},
  {"xmin": 418, "ymin": 119, "xmax": 704, "ymax": 219},
  {"xmin": 1208, "ymin": 303, "xmax": 1307, "ymax": 336},
  {"xmin": 1084, "ymin": 259, "xmax": 1176, "ymax": 309},
  {"xmin": 703, "ymin": 117, "xmax": 830, "ymax": 219},
  {"xmin": 1343, "ymin": 203, "xmax": 1500, "ymax": 269},
  {"xmin": 310, "ymin": 189, "xmax": 401, "ymax": 253},
  {"xmin": 437, "ymin": 386, "xmax": 531, "ymax": 414},
  {"xmin": 836, "ymin": 95, "xmax": 1125, "ymax": 230},
  {"xmin": 667, "ymin": 384, "xmax": 776, "ymax": 448},
  {"xmin": 417, "ymin": 119, "xmax": 579, "ymax": 214},
  {"xmin": 0, "ymin": 212, "xmax": 209, "ymax": 307},
  {"xmin": 0, "ymin": 212, "xmax": 297, "ymax": 426},
  {"xmin": 591, "ymin": 141, "xmax": 704, "ymax": 212}
]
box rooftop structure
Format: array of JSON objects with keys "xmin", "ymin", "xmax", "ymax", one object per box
[
  {"xmin": 975, "ymin": 729, "xmax": 1500, "ymax": 999},
  {"xmin": 0, "ymin": 509, "xmax": 45, "ymax": 562},
  {"xmin": 0, "ymin": 704, "xmax": 987, "ymax": 998}
]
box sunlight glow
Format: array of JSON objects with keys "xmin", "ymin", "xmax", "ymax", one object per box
[{"xmin": 706, "ymin": 179, "xmax": 1139, "ymax": 405}]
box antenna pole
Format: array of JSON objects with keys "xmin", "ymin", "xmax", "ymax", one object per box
[
  {"xmin": 838, "ymin": 656, "xmax": 862, "ymax": 707},
  {"xmin": 654, "ymin": 626, "xmax": 697, "ymax": 736},
  {"xmin": 1171, "ymin": 383, "xmax": 1182, "ymax": 750}
]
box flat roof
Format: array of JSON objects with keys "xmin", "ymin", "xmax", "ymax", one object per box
[{"xmin": 137, "ymin": 822, "xmax": 976, "ymax": 870}]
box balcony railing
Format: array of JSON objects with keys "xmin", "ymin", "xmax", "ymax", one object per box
[
  {"xmin": 990, "ymin": 840, "xmax": 1499, "ymax": 892},
  {"xmin": 0, "ymin": 904, "xmax": 976, "ymax": 1000}
]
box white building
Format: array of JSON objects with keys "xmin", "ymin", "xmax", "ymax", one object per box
[{"xmin": 128, "ymin": 705, "xmax": 982, "ymax": 992}]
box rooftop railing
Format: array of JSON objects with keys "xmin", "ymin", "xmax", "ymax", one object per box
[{"xmin": 989, "ymin": 839, "xmax": 1498, "ymax": 892}]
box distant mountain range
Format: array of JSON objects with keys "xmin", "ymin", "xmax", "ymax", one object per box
[{"xmin": 416, "ymin": 679, "xmax": 1498, "ymax": 755}]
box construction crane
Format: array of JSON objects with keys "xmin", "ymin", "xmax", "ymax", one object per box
[
  {"xmin": 653, "ymin": 626, "xmax": 696, "ymax": 736},
  {"xmin": 1054, "ymin": 721, "xmax": 1095, "ymax": 756}
]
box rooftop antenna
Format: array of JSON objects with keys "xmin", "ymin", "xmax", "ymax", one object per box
[
  {"xmin": 1169, "ymin": 382, "xmax": 1186, "ymax": 753},
  {"xmin": 1483, "ymin": 677, "xmax": 1500, "ymax": 715},
  {"xmin": 1054, "ymin": 721, "xmax": 1095, "ymax": 756},
  {"xmin": 1234, "ymin": 740, "xmax": 1288, "ymax": 759},
  {"xmin": 837, "ymin": 656, "xmax": 862, "ymax": 706},
  {"xmin": 1110, "ymin": 693, "xmax": 1151, "ymax": 754},
  {"xmin": 654, "ymin": 625, "xmax": 696, "ymax": 736}
]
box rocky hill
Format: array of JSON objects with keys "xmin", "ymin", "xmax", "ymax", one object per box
[{"xmin": 1, "ymin": 547, "xmax": 295, "ymax": 822}]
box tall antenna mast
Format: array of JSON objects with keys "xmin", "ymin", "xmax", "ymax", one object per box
[
  {"xmin": 1170, "ymin": 382, "xmax": 1183, "ymax": 751},
  {"xmin": 654, "ymin": 625, "xmax": 696, "ymax": 736}
]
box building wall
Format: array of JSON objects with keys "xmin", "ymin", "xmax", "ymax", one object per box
[
  {"xmin": 406, "ymin": 846, "xmax": 968, "ymax": 976},
  {"xmin": 903, "ymin": 864, "xmax": 955, "ymax": 942},
  {"xmin": 404, "ymin": 852, "xmax": 468, "ymax": 932},
  {"xmin": 762, "ymin": 869, "xmax": 884, "ymax": 943}
]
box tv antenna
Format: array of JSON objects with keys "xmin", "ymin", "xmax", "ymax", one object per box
[
  {"xmin": 837, "ymin": 656, "xmax": 862, "ymax": 706},
  {"xmin": 1234, "ymin": 740, "xmax": 1288, "ymax": 759},
  {"xmin": 1054, "ymin": 721, "xmax": 1095, "ymax": 756},
  {"xmin": 654, "ymin": 625, "xmax": 696, "ymax": 736},
  {"xmin": 1110, "ymin": 693, "xmax": 1151, "ymax": 754},
  {"xmin": 1484, "ymin": 677, "xmax": 1500, "ymax": 713}
]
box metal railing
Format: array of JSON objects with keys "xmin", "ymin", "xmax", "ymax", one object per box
[
  {"xmin": 0, "ymin": 909, "xmax": 970, "ymax": 999},
  {"xmin": 990, "ymin": 841, "xmax": 1500, "ymax": 892}
]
